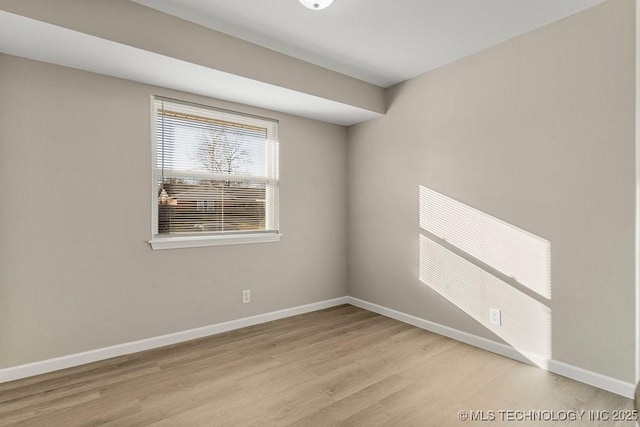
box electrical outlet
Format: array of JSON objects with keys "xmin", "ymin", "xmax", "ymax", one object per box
[
  {"xmin": 242, "ymin": 289, "xmax": 251, "ymax": 304},
  {"xmin": 489, "ymin": 308, "xmax": 501, "ymax": 326}
]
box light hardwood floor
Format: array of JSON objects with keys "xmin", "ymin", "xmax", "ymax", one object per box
[{"xmin": 0, "ymin": 305, "xmax": 634, "ymax": 426}]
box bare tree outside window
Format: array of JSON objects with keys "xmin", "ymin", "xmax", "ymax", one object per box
[{"xmin": 194, "ymin": 127, "xmax": 252, "ymax": 175}]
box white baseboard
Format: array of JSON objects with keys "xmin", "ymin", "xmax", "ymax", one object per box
[
  {"xmin": 547, "ymin": 359, "xmax": 635, "ymax": 400},
  {"xmin": 347, "ymin": 296, "xmax": 636, "ymax": 399},
  {"xmin": 0, "ymin": 296, "xmax": 349, "ymax": 384},
  {"xmin": 2, "ymin": 295, "xmax": 635, "ymax": 400}
]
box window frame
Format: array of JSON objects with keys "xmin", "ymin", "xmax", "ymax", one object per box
[{"xmin": 148, "ymin": 96, "xmax": 281, "ymax": 250}]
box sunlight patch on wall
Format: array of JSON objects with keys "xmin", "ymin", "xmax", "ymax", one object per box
[
  {"xmin": 419, "ymin": 235, "xmax": 551, "ymax": 366},
  {"xmin": 419, "ymin": 186, "xmax": 551, "ymax": 299}
]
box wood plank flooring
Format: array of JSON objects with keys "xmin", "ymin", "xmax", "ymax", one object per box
[{"xmin": 0, "ymin": 305, "xmax": 634, "ymax": 426}]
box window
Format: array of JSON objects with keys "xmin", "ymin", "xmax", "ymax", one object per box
[{"xmin": 150, "ymin": 97, "xmax": 280, "ymax": 250}]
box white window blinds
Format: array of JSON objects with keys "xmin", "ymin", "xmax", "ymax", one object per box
[{"xmin": 152, "ymin": 97, "xmax": 279, "ymax": 240}]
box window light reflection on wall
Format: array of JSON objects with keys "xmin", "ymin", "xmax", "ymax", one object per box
[{"xmin": 419, "ymin": 186, "xmax": 551, "ymax": 299}]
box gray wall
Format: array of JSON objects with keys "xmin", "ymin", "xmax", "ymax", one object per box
[
  {"xmin": 348, "ymin": 0, "xmax": 636, "ymax": 382},
  {"xmin": 0, "ymin": 54, "xmax": 348, "ymax": 368}
]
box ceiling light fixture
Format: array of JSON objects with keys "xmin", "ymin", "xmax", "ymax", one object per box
[{"xmin": 299, "ymin": 0, "xmax": 334, "ymax": 10}]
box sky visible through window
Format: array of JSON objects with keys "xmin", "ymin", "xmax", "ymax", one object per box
[{"xmin": 158, "ymin": 119, "xmax": 266, "ymax": 176}]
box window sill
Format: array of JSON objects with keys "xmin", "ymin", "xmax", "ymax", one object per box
[{"xmin": 149, "ymin": 233, "xmax": 281, "ymax": 250}]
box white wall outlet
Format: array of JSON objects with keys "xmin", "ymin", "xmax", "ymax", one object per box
[
  {"xmin": 489, "ymin": 308, "xmax": 501, "ymax": 326},
  {"xmin": 242, "ymin": 289, "xmax": 251, "ymax": 304}
]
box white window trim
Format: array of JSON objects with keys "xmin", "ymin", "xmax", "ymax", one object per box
[
  {"xmin": 149, "ymin": 96, "xmax": 280, "ymax": 250},
  {"xmin": 149, "ymin": 232, "xmax": 282, "ymax": 250}
]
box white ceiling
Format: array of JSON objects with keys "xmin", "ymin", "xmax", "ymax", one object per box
[{"xmin": 132, "ymin": 0, "xmax": 605, "ymax": 87}]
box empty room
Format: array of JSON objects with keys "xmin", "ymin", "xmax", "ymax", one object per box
[{"xmin": 0, "ymin": 0, "xmax": 638, "ymax": 425}]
